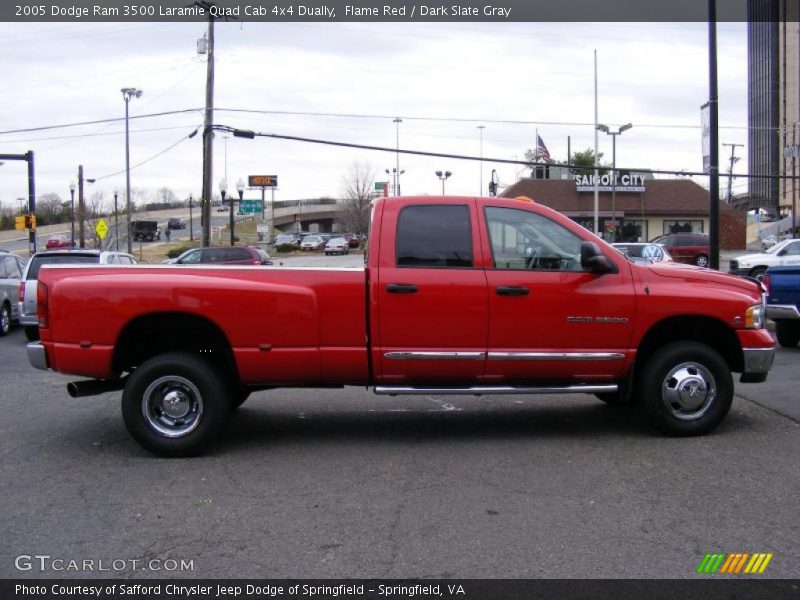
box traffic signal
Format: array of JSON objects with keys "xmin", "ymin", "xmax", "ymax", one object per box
[
  {"xmin": 15, "ymin": 215, "xmax": 25, "ymax": 231},
  {"xmin": 24, "ymin": 214, "xmax": 36, "ymax": 229}
]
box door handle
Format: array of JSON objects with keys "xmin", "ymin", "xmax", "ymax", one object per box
[
  {"xmin": 495, "ymin": 286, "xmax": 529, "ymax": 296},
  {"xmin": 387, "ymin": 283, "xmax": 418, "ymax": 294}
]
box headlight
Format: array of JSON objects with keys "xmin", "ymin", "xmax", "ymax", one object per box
[{"xmin": 745, "ymin": 304, "xmax": 764, "ymax": 329}]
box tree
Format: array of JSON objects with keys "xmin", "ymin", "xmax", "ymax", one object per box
[
  {"xmin": 568, "ymin": 148, "xmax": 608, "ymax": 176},
  {"xmin": 522, "ymin": 146, "xmax": 609, "ymax": 176},
  {"xmin": 339, "ymin": 162, "xmax": 376, "ymax": 235},
  {"xmin": 36, "ymin": 193, "xmax": 68, "ymax": 225}
]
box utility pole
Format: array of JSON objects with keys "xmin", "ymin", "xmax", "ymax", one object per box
[
  {"xmin": 78, "ymin": 164, "xmax": 85, "ymax": 248},
  {"xmin": 198, "ymin": 1, "xmax": 216, "ymax": 247},
  {"xmin": 722, "ymin": 142, "xmax": 743, "ymax": 204},
  {"xmin": 707, "ymin": 0, "xmax": 720, "ymax": 270}
]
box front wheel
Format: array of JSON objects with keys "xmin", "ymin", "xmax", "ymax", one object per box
[
  {"xmin": 639, "ymin": 342, "xmax": 732, "ymax": 436},
  {"xmin": 695, "ymin": 254, "xmax": 709, "ymax": 267},
  {"xmin": 121, "ymin": 353, "xmax": 231, "ymax": 457},
  {"xmin": 749, "ymin": 266, "xmax": 767, "ymax": 281}
]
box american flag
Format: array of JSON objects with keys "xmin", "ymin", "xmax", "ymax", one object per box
[{"xmin": 536, "ymin": 134, "xmax": 552, "ymax": 163}]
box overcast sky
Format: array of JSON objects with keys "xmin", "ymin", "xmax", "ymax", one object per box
[{"xmin": 0, "ymin": 18, "xmax": 749, "ymax": 210}]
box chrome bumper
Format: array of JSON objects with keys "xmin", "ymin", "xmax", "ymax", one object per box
[
  {"xmin": 27, "ymin": 342, "xmax": 48, "ymax": 371},
  {"xmin": 766, "ymin": 304, "xmax": 800, "ymax": 321},
  {"xmin": 742, "ymin": 347, "xmax": 775, "ymax": 375}
]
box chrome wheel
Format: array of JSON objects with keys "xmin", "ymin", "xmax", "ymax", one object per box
[
  {"xmin": 660, "ymin": 362, "xmax": 716, "ymax": 421},
  {"xmin": 695, "ymin": 254, "xmax": 709, "ymax": 267},
  {"xmin": 142, "ymin": 375, "xmax": 204, "ymax": 438}
]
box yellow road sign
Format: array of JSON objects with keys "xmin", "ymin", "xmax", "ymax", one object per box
[{"xmin": 95, "ymin": 218, "xmax": 108, "ymax": 240}]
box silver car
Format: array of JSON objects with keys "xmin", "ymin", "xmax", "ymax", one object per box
[
  {"xmin": 19, "ymin": 249, "xmax": 137, "ymax": 341},
  {"xmin": 324, "ymin": 237, "xmax": 350, "ymax": 255},
  {"xmin": 0, "ymin": 250, "xmax": 27, "ymax": 336}
]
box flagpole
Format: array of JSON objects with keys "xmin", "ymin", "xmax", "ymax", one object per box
[{"xmin": 593, "ymin": 49, "xmax": 599, "ymax": 236}]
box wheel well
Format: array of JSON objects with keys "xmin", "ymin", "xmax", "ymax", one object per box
[
  {"xmin": 112, "ymin": 313, "xmax": 237, "ymax": 378},
  {"xmin": 636, "ymin": 316, "xmax": 743, "ymax": 373}
]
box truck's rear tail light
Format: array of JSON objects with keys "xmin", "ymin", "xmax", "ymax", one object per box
[
  {"xmin": 18, "ymin": 281, "xmax": 25, "ymax": 303},
  {"xmin": 37, "ymin": 282, "xmax": 49, "ymax": 329}
]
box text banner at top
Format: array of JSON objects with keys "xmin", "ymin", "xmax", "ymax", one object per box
[{"xmin": 5, "ymin": 0, "xmax": 752, "ymax": 23}]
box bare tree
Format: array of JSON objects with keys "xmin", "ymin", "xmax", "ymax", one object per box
[
  {"xmin": 339, "ymin": 162, "xmax": 376, "ymax": 235},
  {"xmin": 155, "ymin": 186, "xmax": 178, "ymax": 207},
  {"xmin": 36, "ymin": 193, "xmax": 68, "ymax": 225}
]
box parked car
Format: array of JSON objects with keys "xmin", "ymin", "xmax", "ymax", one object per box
[
  {"xmin": 0, "ymin": 250, "xmax": 27, "ymax": 336},
  {"xmin": 216, "ymin": 206, "xmax": 229, "ymax": 212},
  {"xmin": 167, "ymin": 217, "xmax": 187, "ymax": 230},
  {"xmin": 763, "ymin": 265, "xmax": 800, "ymax": 348},
  {"xmin": 45, "ymin": 234, "xmax": 75, "ymax": 250},
  {"xmin": 760, "ymin": 235, "xmax": 778, "ymax": 251},
  {"xmin": 342, "ymin": 233, "xmax": 360, "ymax": 249},
  {"xmin": 165, "ymin": 246, "xmax": 272, "ymax": 266},
  {"xmin": 300, "ymin": 235, "xmax": 325, "ymax": 251},
  {"xmin": 324, "ymin": 237, "xmax": 350, "ymax": 255},
  {"xmin": 729, "ymin": 238, "xmax": 800, "ymax": 280},
  {"xmin": 19, "ymin": 250, "xmax": 137, "ymax": 341},
  {"xmin": 649, "ymin": 233, "xmax": 710, "ymax": 267},
  {"xmin": 273, "ymin": 234, "xmax": 298, "ymax": 248},
  {"xmin": 612, "ymin": 243, "xmax": 673, "ymax": 264}
]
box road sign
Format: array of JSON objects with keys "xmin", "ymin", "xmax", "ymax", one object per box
[
  {"xmin": 95, "ymin": 218, "xmax": 108, "ymax": 240},
  {"xmin": 239, "ymin": 199, "xmax": 263, "ymax": 213},
  {"xmin": 249, "ymin": 175, "xmax": 278, "ymax": 187}
]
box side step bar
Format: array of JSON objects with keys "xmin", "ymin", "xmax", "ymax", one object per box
[{"xmin": 373, "ymin": 384, "xmax": 618, "ymax": 396}]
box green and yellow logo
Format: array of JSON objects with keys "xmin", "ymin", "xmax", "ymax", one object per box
[{"xmin": 697, "ymin": 552, "xmax": 773, "ymax": 575}]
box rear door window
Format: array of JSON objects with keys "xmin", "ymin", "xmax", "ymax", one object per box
[
  {"xmin": 396, "ymin": 205, "xmax": 472, "ymax": 268},
  {"xmin": 27, "ymin": 255, "xmax": 99, "ymax": 279}
]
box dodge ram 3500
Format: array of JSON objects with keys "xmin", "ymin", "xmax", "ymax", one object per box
[{"xmin": 28, "ymin": 196, "xmax": 775, "ymax": 456}]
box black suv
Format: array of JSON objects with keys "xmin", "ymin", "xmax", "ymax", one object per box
[
  {"xmin": 166, "ymin": 246, "xmax": 272, "ymax": 265},
  {"xmin": 167, "ymin": 217, "xmax": 187, "ymax": 230}
]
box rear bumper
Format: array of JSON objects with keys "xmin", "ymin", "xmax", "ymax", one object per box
[
  {"xmin": 766, "ymin": 304, "xmax": 800, "ymax": 321},
  {"xmin": 27, "ymin": 342, "xmax": 48, "ymax": 371}
]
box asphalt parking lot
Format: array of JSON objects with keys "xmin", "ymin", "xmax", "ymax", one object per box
[{"xmin": 0, "ymin": 319, "xmax": 798, "ymax": 580}]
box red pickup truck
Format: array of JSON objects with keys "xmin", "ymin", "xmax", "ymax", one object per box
[{"xmin": 28, "ymin": 196, "xmax": 775, "ymax": 456}]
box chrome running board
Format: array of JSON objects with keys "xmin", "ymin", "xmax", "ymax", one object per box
[{"xmin": 373, "ymin": 384, "xmax": 618, "ymax": 396}]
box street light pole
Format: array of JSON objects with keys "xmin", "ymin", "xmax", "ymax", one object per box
[
  {"xmin": 393, "ymin": 117, "xmax": 402, "ymax": 196},
  {"xmin": 435, "ymin": 170, "xmax": 452, "ymax": 195},
  {"xmin": 235, "ymin": 178, "xmax": 244, "ymax": 246},
  {"xmin": 189, "ymin": 194, "xmax": 194, "ymax": 242},
  {"xmin": 219, "ymin": 179, "xmax": 229, "ymax": 246},
  {"xmin": 596, "ymin": 123, "xmax": 632, "ymax": 242},
  {"xmin": 69, "ymin": 181, "xmax": 76, "ymax": 246},
  {"xmin": 113, "ymin": 190, "xmax": 119, "ymax": 251},
  {"xmin": 121, "ymin": 87, "xmax": 142, "ymax": 254}
]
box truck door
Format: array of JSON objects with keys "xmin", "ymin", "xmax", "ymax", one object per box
[
  {"xmin": 480, "ymin": 205, "xmax": 635, "ymax": 383},
  {"xmin": 373, "ymin": 201, "xmax": 488, "ymax": 385}
]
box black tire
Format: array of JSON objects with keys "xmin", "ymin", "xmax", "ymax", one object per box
[
  {"xmin": 639, "ymin": 342, "xmax": 733, "ymax": 436},
  {"xmin": 121, "ymin": 353, "xmax": 231, "ymax": 457},
  {"xmin": 775, "ymin": 320, "xmax": 800, "ymax": 348},
  {"xmin": 24, "ymin": 326, "xmax": 39, "ymax": 341},
  {"xmin": 0, "ymin": 303, "xmax": 10, "ymax": 336},
  {"xmin": 749, "ymin": 266, "xmax": 767, "ymax": 281},
  {"xmin": 694, "ymin": 254, "xmax": 709, "ymax": 267}
]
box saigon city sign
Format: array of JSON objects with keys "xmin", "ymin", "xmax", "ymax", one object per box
[{"xmin": 575, "ymin": 174, "xmax": 646, "ymax": 192}]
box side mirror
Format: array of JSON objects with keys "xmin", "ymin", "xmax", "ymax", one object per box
[{"xmin": 581, "ymin": 241, "xmax": 617, "ymax": 274}]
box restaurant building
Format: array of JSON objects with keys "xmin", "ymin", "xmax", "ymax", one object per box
[{"xmin": 501, "ymin": 176, "xmax": 746, "ymax": 250}]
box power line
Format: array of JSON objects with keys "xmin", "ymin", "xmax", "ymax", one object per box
[
  {"xmin": 93, "ymin": 127, "xmax": 200, "ymax": 181},
  {"xmin": 0, "ymin": 109, "xmax": 203, "ymax": 136}
]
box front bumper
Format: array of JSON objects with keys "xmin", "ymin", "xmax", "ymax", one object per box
[
  {"xmin": 740, "ymin": 347, "xmax": 775, "ymax": 383},
  {"xmin": 27, "ymin": 342, "xmax": 49, "ymax": 371},
  {"xmin": 766, "ymin": 304, "xmax": 800, "ymax": 321}
]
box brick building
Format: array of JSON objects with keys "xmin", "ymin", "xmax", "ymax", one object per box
[{"xmin": 501, "ymin": 178, "xmax": 746, "ymax": 250}]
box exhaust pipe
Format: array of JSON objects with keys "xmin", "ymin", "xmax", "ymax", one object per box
[{"xmin": 67, "ymin": 378, "xmax": 126, "ymax": 398}]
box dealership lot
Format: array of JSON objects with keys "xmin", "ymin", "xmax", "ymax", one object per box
[{"xmin": 0, "ymin": 322, "xmax": 798, "ymax": 579}]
